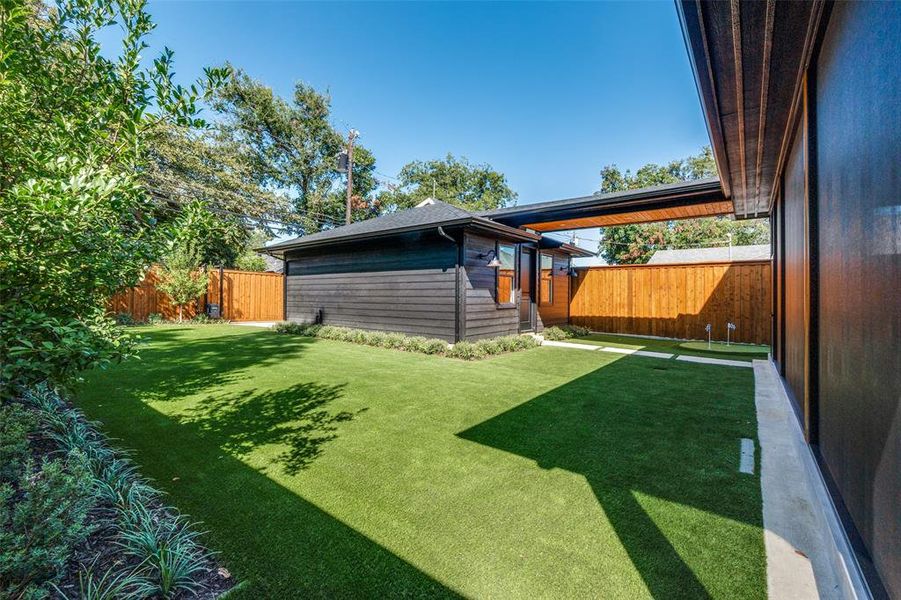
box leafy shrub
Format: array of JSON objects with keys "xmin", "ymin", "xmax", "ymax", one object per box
[
  {"xmin": 114, "ymin": 312, "xmax": 136, "ymax": 326},
  {"xmin": 446, "ymin": 341, "xmax": 487, "ymax": 361},
  {"xmin": 0, "ymin": 306, "xmax": 135, "ymax": 399},
  {"xmin": 147, "ymin": 313, "xmax": 164, "ymax": 325},
  {"xmin": 0, "ymin": 455, "xmax": 96, "ymax": 598},
  {"xmin": 541, "ymin": 326, "xmax": 569, "ymax": 341},
  {"xmin": 0, "ymin": 403, "xmax": 37, "ymax": 483},
  {"xmin": 542, "ymin": 325, "xmax": 591, "ymax": 340}
]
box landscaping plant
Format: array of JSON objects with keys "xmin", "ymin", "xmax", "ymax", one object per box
[
  {"xmin": 274, "ymin": 322, "xmax": 540, "ymax": 359},
  {"xmin": 0, "ymin": 0, "xmax": 226, "ymax": 397},
  {"xmin": 541, "ymin": 324, "xmax": 592, "ymax": 340},
  {"xmin": 0, "ymin": 385, "xmax": 230, "ymax": 599},
  {"xmin": 156, "ymin": 244, "xmax": 209, "ymax": 323}
]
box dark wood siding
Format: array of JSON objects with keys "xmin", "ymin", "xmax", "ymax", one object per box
[
  {"xmin": 814, "ymin": 2, "xmax": 901, "ymax": 594},
  {"xmin": 782, "ymin": 114, "xmax": 808, "ymax": 423},
  {"xmin": 536, "ymin": 252, "xmax": 570, "ymax": 330},
  {"xmin": 773, "ymin": 188, "xmax": 785, "ymax": 373},
  {"xmin": 462, "ymin": 233, "xmax": 518, "ymax": 340},
  {"xmin": 284, "ymin": 232, "xmax": 458, "ymax": 341}
]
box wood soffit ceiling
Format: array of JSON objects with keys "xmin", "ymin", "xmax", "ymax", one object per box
[
  {"xmin": 677, "ymin": 0, "xmax": 824, "ymax": 219},
  {"xmin": 524, "ymin": 200, "xmax": 735, "ymax": 232}
]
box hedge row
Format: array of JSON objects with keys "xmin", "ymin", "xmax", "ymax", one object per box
[{"xmin": 273, "ymin": 323, "xmax": 541, "ymax": 360}]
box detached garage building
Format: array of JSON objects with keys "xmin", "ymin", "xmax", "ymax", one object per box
[{"xmin": 263, "ymin": 200, "xmax": 591, "ymax": 342}]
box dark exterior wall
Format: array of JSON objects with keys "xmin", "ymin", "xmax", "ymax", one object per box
[
  {"xmin": 773, "ymin": 190, "xmax": 785, "ymax": 374},
  {"xmin": 462, "ymin": 233, "xmax": 519, "ymax": 340},
  {"xmin": 284, "ymin": 231, "xmax": 459, "ymax": 341},
  {"xmin": 813, "ymin": 2, "xmax": 900, "ymax": 594},
  {"xmin": 536, "ymin": 252, "xmax": 570, "ymax": 330},
  {"xmin": 782, "ymin": 118, "xmax": 808, "ymax": 421}
]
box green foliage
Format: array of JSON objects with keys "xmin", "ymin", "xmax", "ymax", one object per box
[
  {"xmin": 119, "ymin": 506, "xmax": 206, "ymax": 599},
  {"xmin": 542, "ymin": 325, "xmax": 592, "ymax": 341},
  {"xmin": 145, "ymin": 122, "xmax": 291, "ymax": 234},
  {"xmin": 168, "ymin": 199, "xmax": 249, "ymax": 267},
  {"xmin": 213, "ymin": 68, "xmax": 379, "ymax": 232},
  {"xmin": 379, "ymin": 154, "xmax": 517, "ymax": 212},
  {"xmin": 147, "ymin": 313, "xmax": 164, "ymax": 325},
  {"xmin": 597, "ymin": 147, "xmax": 769, "ymax": 264},
  {"xmin": 16, "ymin": 384, "xmax": 222, "ymax": 599},
  {"xmin": 0, "ymin": 306, "xmax": 134, "ymax": 398},
  {"xmin": 0, "ymin": 404, "xmax": 37, "ymax": 483},
  {"xmin": 54, "ymin": 559, "xmax": 146, "ymax": 600},
  {"xmin": 273, "ymin": 322, "xmax": 539, "ymax": 359},
  {"xmin": 235, "ymin": 252, "xmax": 267, "ymax": 272},
  {"xmin": 0, "ymin": 0, "xmax": 225, "ymax": 396},
  {"xmin": 156, "ymin": 245, "xmax": 208, "ymax": 322},
  {"xmin": 0, "ymin": 455, "xmax": 96, "ymax": 599},
  {"xmin": 445, "ymin": 341, "xmax": 487, "ymax": 361}
]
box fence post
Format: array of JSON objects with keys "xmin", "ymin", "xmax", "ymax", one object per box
[{"xmin": 218, "ymin": 265, "xmax": 225, "ymax": 320}]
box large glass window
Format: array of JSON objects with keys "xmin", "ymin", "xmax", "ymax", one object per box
[
  {"xmin": 496, "ymin": 243, "xmax": 516, "ymax": 304},
  {"xmin": 540, "ymin": 253, "xmax": 553, "ymax": 305}
]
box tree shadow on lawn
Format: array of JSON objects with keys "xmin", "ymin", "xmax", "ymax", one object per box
[
  {"xmin": 182, "ymin": 382, "xmax": 366, "ymax": 475},
  {"xmin": 74, "ymin": 392, "xmax": 458, "ymax": 598},
  {"xmin": 120, "ymin": 328, "xmax": 317, "ymax": 402},
  {"xmin": 458, "ymin": 356, "xmax": 765, "ymax": 600}
]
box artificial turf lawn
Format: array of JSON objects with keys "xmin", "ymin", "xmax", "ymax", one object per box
[
  {"xmin": 75, "ymin": 325, "xmax": 766, "ymax": 599},
  {"xmin": 569, "ymin": 332, "xmax": 770, "ymax": 361}
]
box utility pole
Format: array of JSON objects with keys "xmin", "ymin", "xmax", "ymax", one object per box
[{"xmin": 345, "ymin": 129, "xmax": 359, "ymax": 225}]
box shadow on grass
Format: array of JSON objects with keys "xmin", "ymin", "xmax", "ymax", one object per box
[
  {"xmin": 458, "ymin": 356, "xmax": 765, "ymax": 599},
  {"xmin": 77, "ymin": 398, "xmax": 457, "ymax": 598},
  {"xmin": 183, "ymin": 382, "xmax": 365, "ymax": 475},
  {"xmin": 77, "ymin": 328, "xmax": 457, "ymax": 598},
  {"xmin": 121, "ymin": 328, "xmax": 318, "ymax": 402}
]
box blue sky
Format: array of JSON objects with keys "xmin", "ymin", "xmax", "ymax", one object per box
[{"xmin": 111, "ymin": 1, "xmax": 711, "ymax": 250}]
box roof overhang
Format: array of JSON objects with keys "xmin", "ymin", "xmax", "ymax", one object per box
[
  {"xmin": 676, "ymin": 0, "xmax": 826, "ymax": 218},
  {"xmin": 537, "ymin": 237, "xmax": 596, "ymax": 257},
  {"xmin": 484, "ymin": 178, "xmax": 732, "ymax": 232},
  {"xmin": 258, "ymin": 215, "xmax": 538, "ymax": 258}
]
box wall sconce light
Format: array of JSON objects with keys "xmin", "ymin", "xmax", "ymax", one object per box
[
  {"xmin": 567, "ymin": 267, "xmax": 579, "ymax": 277},
  {"xmin": 478, "ymin": 250, "xmax": 502, "ymax": 268}
]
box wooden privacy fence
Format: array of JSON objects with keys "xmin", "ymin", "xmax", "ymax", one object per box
[
  {"xmin": 569, "ymin": 260, "xmax": 772, "ymax": 345},
  {"xmin": 109, "ymin": 268, "xmax": 284, "ymax": 322}
]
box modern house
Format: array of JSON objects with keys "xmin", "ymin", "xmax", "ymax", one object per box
[
  {"xmin": 263, "ymin": 199, "xmax": 592, "ymax": 341},
  {"xmin": 265, "ymin": 1, "xmax": 898, "ymax": 594},
  {"xmin": 678, "ymin": 1, "xmax": 899, "ymax": 596}
]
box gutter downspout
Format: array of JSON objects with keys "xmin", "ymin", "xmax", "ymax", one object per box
[{"xmin": 437, "ymin": 227, "xmax": 464, "ymax": 343}]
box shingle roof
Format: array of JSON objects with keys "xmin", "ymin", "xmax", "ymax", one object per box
[
  {"xmin": 646, "ymin": 244, "xmax": 771, "ymax": 264},
  {"xmin": 264, "ymin": 200, "xmax": 473, "ymax": 252},
  {"xmin": 262, "ymin": 200, "xmax": 538, "ymax": 254}
]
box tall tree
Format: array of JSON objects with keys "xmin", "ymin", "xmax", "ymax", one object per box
[
  {"xmin": 597, "ymin": 147, "xmax": 769, "ymax": 264},
  {"xmin": 144, "ymin": 122, "xmax": 291, "ymax": 234},
  {"xmin": 378, "ymin": 154, "xmax": 517, "ymax": 212},
  {"xmin": 212, "ymin": 68, "xmax": 379, "ymax": 233}
]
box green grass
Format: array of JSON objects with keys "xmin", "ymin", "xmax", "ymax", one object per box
[
  {"xmin": 568, "ymin": 332, "xmax": 770, "ymax": 361},
  {"xmin": 74, "ymin": 325, "xmax": 765, "ymax": 599}
]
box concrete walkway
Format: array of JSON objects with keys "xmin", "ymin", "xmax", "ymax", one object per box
[
  {"xmin": 753, "ymin": 360, "xmax": 864, "ymax": 600},
  {"xmin": 230, "ymin": 321, "xmax": 278, "ymax": 328},
  {"xmin": 540, "ymin": 339, "xmax": 753, "ymax": 367}
]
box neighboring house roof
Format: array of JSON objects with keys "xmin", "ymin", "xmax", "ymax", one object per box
[
  {"xmin": 646, "ymin": 244, "xmax": 771, "ymax": 265},
  {"xmin": 259, "ymin": 253, "xmax": 283, "ymax": 272},
  {"xmin": 261, "ymin": 200, "xmax": 543, "ymax": 257}
]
